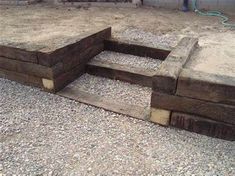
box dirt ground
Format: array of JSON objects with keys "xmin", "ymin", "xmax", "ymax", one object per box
[{"xmin": 0, "ymin": 4, "xmax": 235, "ymax": 76}]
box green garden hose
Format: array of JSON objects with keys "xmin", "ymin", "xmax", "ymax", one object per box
[{"xmin": 192, "ymin": 0, "xmax": 235, "ymax": 28}]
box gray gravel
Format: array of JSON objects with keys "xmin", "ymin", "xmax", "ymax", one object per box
[
  {"xmin": 115, "ymin": 27, "xmax": 179, "ymax": 49},
  {"xmin": 1, "ymin": 78, "xmax": 235, "ymax": 176},
  {"xmin": 67, "ymin": 74, "xmax": 152, "ymax": 107},
  {"xmin": 92, "ymin": 51, "xmax": 162, "ymax": 71}
]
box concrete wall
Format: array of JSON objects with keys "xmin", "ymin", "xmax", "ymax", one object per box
[{"xmin": 144, "ymin": 0, "xmax": 235, "ymax": 12}]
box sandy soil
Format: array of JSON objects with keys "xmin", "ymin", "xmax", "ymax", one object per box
[{"xmin": 0, "ymin": 4, "xmax": 235, "ymax": 76}]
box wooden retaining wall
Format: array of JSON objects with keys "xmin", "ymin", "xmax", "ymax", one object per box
[
  {"xmin": 150, "ymin": 37, "xmax": 235, "ymax": 141},
  {"xmin": 0, "ymin": 27, "xmax": 111, "ymax": 92}
]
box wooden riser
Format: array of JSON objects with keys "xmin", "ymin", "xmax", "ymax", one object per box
[
  {"xmin": 86, "ymin": 59, "xmax": 156, "ymax": 87},
  {"xmin": 171, "ymin": 112, "xmax": 235, "ymax": 141},
  {"xmin": 104, "ymin": 39, "xmax": 170, "ymax": 60}
]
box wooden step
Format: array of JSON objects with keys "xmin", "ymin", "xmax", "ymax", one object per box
[
  {"xmin": 57, "ymin": 74, "xmax": 150, "ymax": 120},
  {"xmin": 58, "ymin": 87, "xmax": 149, "ymax": 120},
  {"xmin": 86, "ymin": 59, "xmax": 157, "ymax": 87}
]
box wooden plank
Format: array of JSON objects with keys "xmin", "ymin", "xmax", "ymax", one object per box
[
  {"xmin": 52, "ymin": 61, "xmax": 87, "ymax": 92},
  {"xmin": 86, "ymin": 59, "xmax": 156, "ymax": 87},
  {"xmin": 168, "ymin": 37, "xmax": 198, "ymax": 65},
  {"xmin": 104, "ymin": 39, "xmax": 170, "ymax": 60},
  {"xmin": 152, "ymin": 61, "xmax": 182, "ymax": 93},
  {"xmin": 177, "ymin": 69, "xmax": 235, "ymax": 106},
  {"xmin": 57, "ymin": 87, "xmax": 149, "ymax": 120},
  {"xmin": 50, "ymin": 44, "xmax": 106, "ymax": 92},
  {"xmin": 0, "ymin": 68, "xmax": 42, "ymax": 88},
  {"xmin": 62, "ymin": 43, "xmax": 104, "ymax": 72},
  {"xmin": 0, "ymin": 45, "xmax": 37, "ymax": 63},
  {"xmin": 151, "ymin": 91, "xmax": 235, "ymax": 125},
  {"xmin": 0, "ymin": 56, "xmax": 63, "ymax": 79},
  {"xmin": 171, "ymin": 112, "xmax": 235, "ymax": 141},
  {"xmin": 38, "ymin": 27, "xmax": 111, "ymax": 67},
  {"xmin": 152, "ymin": 37, "xmax": 198, "ymax": 94}
]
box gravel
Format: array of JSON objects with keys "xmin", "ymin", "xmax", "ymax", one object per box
[
  {"xmin": 115, "ymin": 27, "xmax": 179, "ymax": 49},
  {"xmin": 92, "ymin": 51, "xmax": 163, "ymax": 71},
  {"xmin": 1, "ymin": 78, "xmax": 235, "ymax": 176},
  {"xmin": 67, "ymin": 74, "xmax": 152, "ymax": 107}
]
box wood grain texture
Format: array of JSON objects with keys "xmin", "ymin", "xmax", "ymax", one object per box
[
  {"xmin": 86, "ymin": 59, "xmax": 156, "ymax": 87},
  {"xmin": 0, "ymin": 56, "xmax": 63, "ymax": 79},
  {"xmin": 62, "ymin": 43, "xmax": 104, "ymax": 72},
  {"xmin": 0, "ymin": 68, "xmax": 42, "ymax": 88},
  {"xmin": 177, "ymin": 69, "xmax": 235, "ymax": 105},
  {"xmin": 151, "ymin": 91, "xmax": 235, "ymax": 125},
  {"xmin": 171, "ymin": 112, "xmax": 235, "ymax": 141},
  {"xmin": 0, "ymin": 45, "xmax": 38, "ymax": 63},
  {"xmin": 152, "ymin": 37, "xmax": 198, "ymax": 94},
  {"xmin": 38, "ymin": 27, "xmax": 111, "ymax": 66},
  {"xmin": 104, "ymin": 39, "xmax": 170, "ymax": 60}
]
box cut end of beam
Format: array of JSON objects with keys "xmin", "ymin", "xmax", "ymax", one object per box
[
  {"xmin": 150, "ymin": 108, "xmax": 171, "ymax": 126},
  {"xmin": 42, "ymin": 78, "xmax": 54, "ymax": 90}
]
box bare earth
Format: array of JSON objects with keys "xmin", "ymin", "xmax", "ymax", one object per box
[{"xmin": 0, "ymin": 4, "xmax": 235, "ymax": 76}]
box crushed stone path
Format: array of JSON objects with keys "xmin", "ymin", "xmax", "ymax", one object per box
[{"xmin": 0, "ymin": 78, "xmax": 234, "ymax": 175}]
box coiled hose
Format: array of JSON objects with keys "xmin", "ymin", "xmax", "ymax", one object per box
[{"xmin": 192, "ymin": 0, "xmax": 235, "ymax": 28}]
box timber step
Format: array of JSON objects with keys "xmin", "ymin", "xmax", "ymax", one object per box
[
  {"xmin": 86, "ymin": 51, "xmax": 163, "ymax": 87},
  {"xmin": 57, "ymin": 74, "xmax": 151, "ymax": 120}
]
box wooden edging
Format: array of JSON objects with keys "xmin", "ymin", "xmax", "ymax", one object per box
[
  {"xmin": 151, "ymin": 91, "xmax": 235, "ymax": 125},
  {"xmin": 104, "ymin": 39, "xmax": 170, "ymax": 60},
  {"xmin": 0, "ymin": 45, "xmax": 38, "ymax": 63},
  {"xmin": 171, "ymin": 112, "xmax": 235, "ymax": 141},
  {"xmin": 152, "ymin": 37, "xmax": 198, "ymax": 94},
  {"xmin": 0, "ymin": 56, "xmax": 63, "ymax": 79},
  {"xmin": 0, "ymin": 67, "xmax": 43, "ymax": 88},
  {"xmin": 57, "ymin": 87, "xmax": 150, "ymax": 120},
  {"xmin": 86, "ymin": 59, "xmax": 156, "ymax": 87},
  {"xmin": 38, "ymin": 27, "xmax": 111, "ymax": 67},
  {"xmin": 177, "ymin": 68, "xmax": 235, "ymax": 106}
]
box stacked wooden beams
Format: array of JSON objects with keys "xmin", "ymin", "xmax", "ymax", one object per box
[
  {"xmin": 0, "ymin": 27, "xmax": 111, "ymax": 92},
  {"xmin": 86, "ymin": 39, "xmax": 170, "ymax": 87},
  {"xmin": 150, "ymin": 37, "xmax": 235, "ymax": 141}
]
